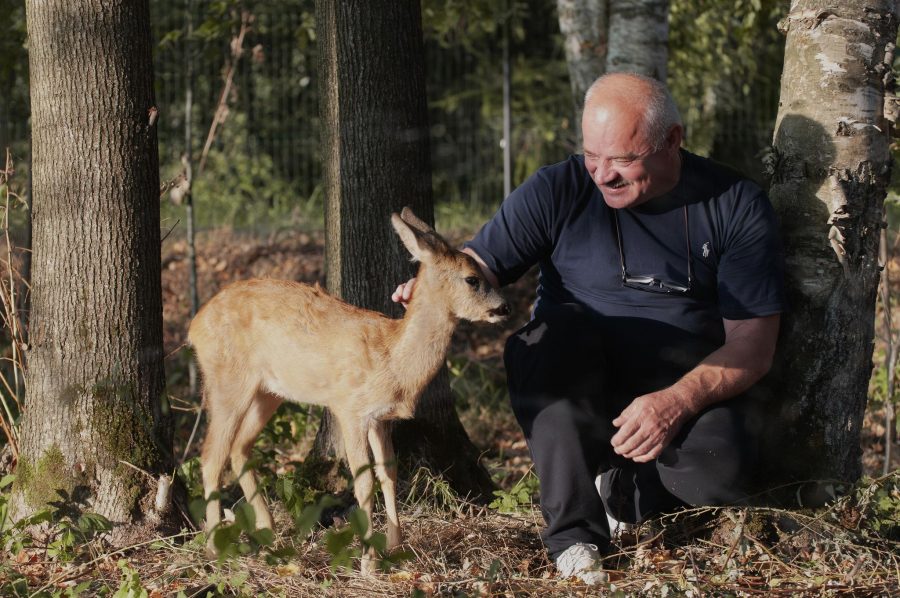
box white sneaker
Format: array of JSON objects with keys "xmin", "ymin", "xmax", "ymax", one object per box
[
  {"xmin": 595, "ymin": 473, "xmax": 636, "ymax": 539},
  {"xmin": 554, "ymin": 542, "xmax": 608, "ymax": 585}
]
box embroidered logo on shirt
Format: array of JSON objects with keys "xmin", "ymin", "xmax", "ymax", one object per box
[{"xmin": 702, "ymin": 242, "xmax": 710, "ymax": 258}]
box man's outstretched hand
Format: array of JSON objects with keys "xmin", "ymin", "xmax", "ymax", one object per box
[
  {"xmin": 611, "ymin": 389, "xmax": 694, "ymax": 463},
  {"xmin": 391, "ymin": 277, "xmax": 417, "ymax": 308}
]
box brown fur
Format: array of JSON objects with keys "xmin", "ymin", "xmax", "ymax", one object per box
[{"xmin": 189, "ymin": 208, "xmax": 508, "ymax": 572}]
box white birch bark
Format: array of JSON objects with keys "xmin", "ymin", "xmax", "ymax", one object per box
[
  {"xmin": 767, "ymin": 0, "xmax": 899, "ymax": 489},
  {"xmin": 606, "ymin": 0, "xmax": 670, "ymax": 83},
  {"xmin": 557, "ymin": 0, "xmax": 608, "ymax": 138}
]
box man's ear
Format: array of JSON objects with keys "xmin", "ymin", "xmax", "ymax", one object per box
[{"xmin": 666, "ymin": 124, "xmax": 683, "ymax": 152}]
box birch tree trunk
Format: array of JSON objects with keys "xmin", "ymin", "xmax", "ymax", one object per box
[
  {"xmin": 13, "ymin": 0, "xmax": 175, "ymax": 541},
  {"xmin": 312, "ymin": 0, "xmax": 495, "ymax": 499},
  {"xmin": 766, "ymin": 0, "xmax": 898, "ymax": 493},
  {"xmin": 606, "ymin": 0, "xmax": 670, "ymax": 83},
  {"xmin": 557, "ymin": 0, "xmax": 608, "ymax": 143},
  {"xmin": 557, "ymin": 0, "xmax": 669, "ymax": 148}
]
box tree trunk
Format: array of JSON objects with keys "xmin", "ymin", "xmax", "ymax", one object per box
[
  {"xmin": 606, "ymin": 0, "xmax": 669, "ymax": 83},
  {"xmin": 765, "ymin": 0, "xmax": 898, "ymax": 496},
  {"xmin": 313, "ymin": 0, "xmax": 495, "ymax": 500},
  {"xmin": 13, "ymin": 0, "xmax": 175, "ymax": 541},
  {"xmin": 556, "ymin": 0, "xmax": 608, "ymax": 146}
]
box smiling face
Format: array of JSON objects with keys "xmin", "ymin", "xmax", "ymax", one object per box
[{"xmin": 581, "ymin": 90, "xmax": 683, "ymax": 210}]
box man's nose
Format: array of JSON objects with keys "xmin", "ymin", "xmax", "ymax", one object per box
[{"xmin": 593, "ymin": 162, "xmax": 617, "ymax": 186}]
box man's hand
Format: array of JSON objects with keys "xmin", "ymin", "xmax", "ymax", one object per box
[
  {"xmin": 610, "ymin": 314, "xmax": 780, "ymax": 463},
  {"xmin": 611, "ymin": 389, "xmax": 694, "ymax": 463},
  {"xmin": 391, "ymin": 277, "xmax": 417, "ymax": 308}
]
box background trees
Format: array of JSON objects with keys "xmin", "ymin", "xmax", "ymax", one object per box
[{"xmin": 11, "ymin": 0, "xmax": 176, "ymax": 537}]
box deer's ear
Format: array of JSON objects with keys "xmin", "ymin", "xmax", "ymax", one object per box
[
  {"xmin": 400, "ymin": 207, "xmax": 434, "ymax": 234},
  {"xmin": 392, "ymin": 212, "xmax": 432, "ymax": 262},
  {"xmin": 392, "ymin": 209, "xmax": 451, "ymax": 262}
]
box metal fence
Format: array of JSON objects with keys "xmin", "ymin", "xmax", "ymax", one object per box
[
  {"xmin": 151, "ymin": 0, "xmax": 514, "ymax": 219},
  {"xmin": 1, "ymin": 1, "xmax": 784, "ymax": 225}
]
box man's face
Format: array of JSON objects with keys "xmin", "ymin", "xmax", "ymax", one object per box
[{"xmin": 581, "ymin": 105, "xmax": 681, "ymax": 209}]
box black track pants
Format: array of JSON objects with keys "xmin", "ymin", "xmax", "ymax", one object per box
[{"xmin": 504, "ymin": 303, "xmax": 760, "ymax": 559}]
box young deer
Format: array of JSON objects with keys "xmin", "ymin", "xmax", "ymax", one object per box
[{"xmin": 189, "ymin": 208, "xmax": 509, "ymax": 571}]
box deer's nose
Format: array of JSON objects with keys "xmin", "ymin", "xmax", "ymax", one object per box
[{"xmin": 491, "ymin": 303, "xmax": 510, "ymax": 318}]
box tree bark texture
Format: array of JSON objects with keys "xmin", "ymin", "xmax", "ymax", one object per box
[
  {"xmin": 606, "ymin": 0, "xmax": 669, "ymax": 83},
  {"xmin": 313, "ymin": 0, "xmax": 495, "ymax": 499},
  {"xmin": 14, "ymin": 0, "xmax": 173, "ymax": 539},
  {"xmin": 557, "ymin": 0, "xmax": 608, "ymax": 142},
  {"xmin": 766, "ymin": 0, "xmax": 898, "ymax": 488}
]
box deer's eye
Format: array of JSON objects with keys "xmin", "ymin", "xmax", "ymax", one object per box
[{"xmin": 464, "ymin": 276, "xmax": 480, "ymax": 287}]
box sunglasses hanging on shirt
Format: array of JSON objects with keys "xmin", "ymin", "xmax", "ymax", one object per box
[{"xmin": 613, "ymin": 205, "xmax": 693, "ymax": 295}]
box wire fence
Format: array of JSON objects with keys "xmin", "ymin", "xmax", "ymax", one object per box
[{"xmin": 1, "ymin": 0, "xmax": 784, "ymax": 227}]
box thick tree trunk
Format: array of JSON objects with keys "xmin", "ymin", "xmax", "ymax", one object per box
[
  {"xmin": 766, "ymin": 0, "xmax": 898, "ymax": 493},
  {"xmin": 556, "ymin": 0, "xmax": 608, "ymax": 145},
  {"xmin": 606, "ymin": 0, "xmax": 669, "ymax": 83},
  {"xmin": 313, "ymin": 0, "xmax": 495, "ymax": 500},
  {"xmin": 13, "ymin": 0, "xmax": 174, "ymax": 541}
]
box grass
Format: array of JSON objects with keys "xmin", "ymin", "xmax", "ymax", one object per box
[{"xmin": 2, "ymin": 469, "xmax": 898, "ymax": 596}]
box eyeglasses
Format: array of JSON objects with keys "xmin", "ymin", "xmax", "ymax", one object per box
[{"xmin": 613, "ymin": 205, "xmax": 692, "ymax": 294}]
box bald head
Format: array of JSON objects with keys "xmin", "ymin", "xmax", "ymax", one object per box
[{"xmin": 583, "ymin": 73, "xmax": 682, "ymax": 151}]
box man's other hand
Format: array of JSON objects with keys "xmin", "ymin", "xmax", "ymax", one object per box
[
  {"xmin": 391, "ymin": 277, "xmax": 417, "ymax": 308},
  {"xmin": 611, "ymin": 390, "xmax": 693, "ymax": 463}
]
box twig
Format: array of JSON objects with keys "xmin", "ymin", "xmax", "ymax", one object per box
[
  {"xmin": 161, "ymin": 218, "xmax": 181, "ymax": 244},
  {"xmin": 0, "ymin": 148, "xmax": 25, "ymax": 460},
  {"xmin": 181, "ymin": 406, "xmax": 203, "ymax": 464},
  {"xmin": 197, "ymin": 10, "xmax": 252, "ymax": 176}
]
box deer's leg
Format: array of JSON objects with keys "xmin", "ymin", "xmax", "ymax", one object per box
[
  {"xmin": 229, "ymin": 390, "xmax": 283, "ymax": 532},
  {"xmin": 340, "ymin": 416, "xmax": 377, "ymax": 574},
  {"xmin": 200, "ymin": 383, "xmax": 245, "ymax": 555},
  {"xmin": 368, "ymin": 421, "xmax": 400, "ymax": 551}
]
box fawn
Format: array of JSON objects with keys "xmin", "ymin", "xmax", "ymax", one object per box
[{"xmin": 188, "ymin": 207, "xmax": 509, "ymax": 571}]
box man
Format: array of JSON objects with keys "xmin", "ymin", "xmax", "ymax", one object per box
[{"xmin": 393, "ymin": 73, "xmax": 785, "ymax": 585}]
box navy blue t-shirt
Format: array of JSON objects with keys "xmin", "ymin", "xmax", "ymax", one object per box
[{"xmin": 466, "ymin": 150, "xmax": 787, "ymax": 387}]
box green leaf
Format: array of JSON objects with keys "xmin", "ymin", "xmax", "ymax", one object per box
[
  {"xmin": 212, "ymin": 523, "xmax": 240, "ymax": 555},
  {"xmin": 249, "ymin": 527, "xmax": 274, "ymax": 546},
  {"xmin": 233, "ymin": 503, "xmax": 256, "ymax": 532},
  {"xmin": 264, "ymin": 546, "xmax": 298, "ymax": 565},
  {"xmin": 348, "ymin": 508, "xmax": 369, "ymax": 538},
  {"xmin": 294, "ymin": 495, "xmax": 339, "ymax": 539},
  {"xmin": 366, "ymin": 531, "xmax": 387, "ymax": 553},
  {"xmin": 188, "ymin": 497, "xmax": 208, "ymax": 525},
  {"xmin": 78, "ymin": 512, "xmax": 112, "ymax": 535}
]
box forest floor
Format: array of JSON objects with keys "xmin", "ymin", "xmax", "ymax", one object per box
[{"xmin": 3, "ymin": 227, "xmax": 899, "ymax": 597}]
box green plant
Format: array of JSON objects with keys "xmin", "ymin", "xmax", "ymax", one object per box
[
  {"xmin": 112, "ymin": 559, "xmax": 149, "ymax": 598},
  {"xmin": 406, "ymin": 466, "xmax": 462, "ymax": 513},
  {"xmin": 447, "ymin": 356, "xmax": 507, "ymax": 412},
  {"xmin": 274, "ymin": 468, "xmax": 328, "ymax": 525},
  {"xmin": 46, "ymin": 507, "xmax": 112, "ymax": 562},
  {"xmin": 2, "ymin": 476, "xmax": 112, "ymax": 562},
  {"xmin": 854, "ymin": 473, "xmax": 900, "ymax": 539},
  {"xmin": 489, "ymin": 469, "xmax": 539, "ymax": 514},
  {"xmin": 322, "ymin": 505, "xmax": 412, "ymax": 573},
  {"xmin": 190, "ymin": 496, "xmax": 280, "ymax": 562},
  {"xmin": 205, "ymin": 569, "xmax": 253, "ymax": 597}
]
